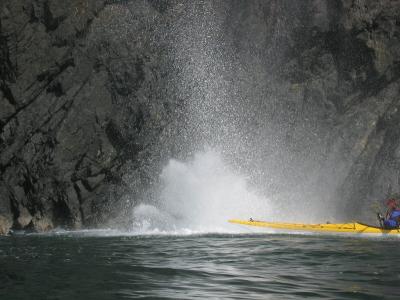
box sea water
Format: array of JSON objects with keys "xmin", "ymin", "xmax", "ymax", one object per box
[{"xmin": 1, "ymin": 231, "xmax": 400, "ymax": 299}]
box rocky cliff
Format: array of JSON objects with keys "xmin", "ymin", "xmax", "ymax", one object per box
[
  {"xmin": 1, "ymin": 0, "xmax": 400, "ymax": 234},
  {"xmin": 0, "ymin": 0, "xmax": 184, "ymax": 234}
]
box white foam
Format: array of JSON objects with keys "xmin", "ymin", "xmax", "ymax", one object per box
[{"xmin": 131, "ymin": 150, "xmax": 270, "ymax": 234}]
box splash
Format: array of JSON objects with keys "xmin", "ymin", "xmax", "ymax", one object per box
[
  {"xmin": 126, "ymin": 2, "xmax": 340, "ymax": 233},
  {"xmin": 132, "ymin": 150, "xmax": 270, "ymax": 233}
]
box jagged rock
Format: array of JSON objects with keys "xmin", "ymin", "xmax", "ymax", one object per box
[
  {"xmin": 0, "ymin": 183, "xmax": 12, "ymax": 234},
  {"xmin": 16, "ymin": 206, "xmax": 33, "ymax": 228},
  {"xmin": 0, "ymin": 215, "xmax": 12, "ymax": 235},
  {"xmin": 86, "ymin": 174, "xmax": 106, "ymax": 190},
  {"xmin": 32, "ymin": 214, "xmax": 53, "ymax": 232}
]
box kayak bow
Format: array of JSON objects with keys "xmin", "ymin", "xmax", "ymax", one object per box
[{"xmin": 228, "ymin": 219, "xmax": 400, "ymax": 235}]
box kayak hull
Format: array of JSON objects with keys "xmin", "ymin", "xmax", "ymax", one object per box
[{"xmin": 228, "ymin": 219, "xmax": 400, "ymax": 235}]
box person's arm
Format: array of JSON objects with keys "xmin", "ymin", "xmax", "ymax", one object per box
[{"xmin": 385, "ymin": 209, "xmax": 391, "ymax": 220}]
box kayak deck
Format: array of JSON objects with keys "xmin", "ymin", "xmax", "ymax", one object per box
[{"xmin": 228, "ymin": 219, "xmax": 400, "ymax": 235}]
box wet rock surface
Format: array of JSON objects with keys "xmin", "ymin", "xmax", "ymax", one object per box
[
  {"xmin": 0, "ymin": 0, "xmax": 181, "ymax": 232},
  {"xmin": 0, "ymin": 0, "xmax": 400, "ymax": 233},
  {"xmin": 281, "ymin": 0, "xmax": 400, "ymax": 219}
]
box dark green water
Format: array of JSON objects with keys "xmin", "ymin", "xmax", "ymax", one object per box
[{"xmin": 1, "ymin": 232, "xmax": 399, "ymax": 299}]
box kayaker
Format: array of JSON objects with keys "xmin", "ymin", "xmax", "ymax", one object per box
[{"xmin": 383, "ymin": 198, "xmax": 400, "ymax": 229}]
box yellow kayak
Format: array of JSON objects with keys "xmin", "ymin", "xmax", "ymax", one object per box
[{"xmin": 228, "ymin": 219, "xmax": 400, "ymax": 235}]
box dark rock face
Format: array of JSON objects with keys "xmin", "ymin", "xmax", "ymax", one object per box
[
  {"xmin": 0, "ymin": 0, "xmax": 400, "ymax": 234},
  {"xmin": 0, "ymin": 0, "xmax": 183, "ymax": 233},
  {"xmin": 280, "ymin": 0, "xmax": 400, "ymax": 220},
  {"xmin": 1, "ymin": 0, "xmax": 116, "ymax": 233}
]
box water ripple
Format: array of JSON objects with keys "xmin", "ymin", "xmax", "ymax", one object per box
[{"xmin": 1, "ymin": 233, "xmax": 399, "ymax": 299}]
